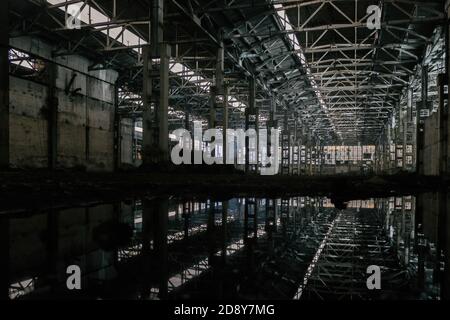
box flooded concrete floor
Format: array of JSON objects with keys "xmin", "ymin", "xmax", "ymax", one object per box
[
  {"xmin": 0, "ymin": 193, "xmax": 448, "ymax": 300},
  {"xmin": 0, "ymin": 170, "xmax": 445, "ymax": 212}
]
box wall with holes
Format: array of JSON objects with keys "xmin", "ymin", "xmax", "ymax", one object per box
[
  {"xmin": 9, "ymin": 36, "xmax": 132, "ymax": 171},
  {"xmin": 9, "ymin": 76, "xmax": 49, "ymax": 167}
]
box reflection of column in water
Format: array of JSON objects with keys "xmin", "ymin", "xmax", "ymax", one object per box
[
  {"xmin": 444, "ymin": 192, "xmax": 450, "ymax": 300},
  {"xmin": 46, "ymin": 209, "xmax": 59, "ymax": 289},
  {"xmin": 153, "ymin": 197, "xmax": 168, "ymax": 300},
  {"xmin": 292, "ymin": 198, "xmax": 298, "ymax": 233},
  {"xmin": 265, "ymin": 198, "xmax": 276, "ymax": 254},
  {"xmin": 141, "ymin": 197, "xmax": 168, "ymax": 299},
  {"xmin": 221, "ymin": 201, "xmax": 228, "ymax": 263},
  {"xmin": 113, "ymin": 203, "xmax": 121, "ymax": 269},
  {"xmin": 437, "ymin": 190, "xmax": 447, "ymax": 298},
  {"xmin": 280, "ymin": 198, "xmax": 289, "ymax": 236},
  {"xmin": 175, "ymin": 202, "xmax": 179, "ymax": 221},
  {"xmin": 182, "ymin": 201, "xmax": 191, "ymax": 239},
  {"xmin": 207, "ymin": 200, "xmax": 216, "ymax": 266},
  {"xmin": 142, "ymin": 197, "xmax": 153, "ymax": 254},
  {"xmin": 305, "ymin": 197, "xmax": 311, "ymax": 222},
  {"xmin": 141, "ymin": 198, "xmax": 154, "ymax": 298},
  {"xmin": 401, "ymin": 197, "xmax": 406, "ymax": 243},
  {"xmin": 0, "ymin": 215, "xmax": 9, "ymax": 300},
  {"xmin": 415, "ymin": 194, "xmax": 425, "ymax": 289},
  {"xmin": 244, "ymin": 197, "xmax": 258, "ymax": 244},
  {"xmin": 268, "ymin": 198, "xmax": 277, "ymax": 233},
  {"xmin": 409, "ymin": 197, "xmax": 415, "ymax": 265},
  {"xmin": 403, "ymin": 197, "xmax": 414, "ymax": 266}
]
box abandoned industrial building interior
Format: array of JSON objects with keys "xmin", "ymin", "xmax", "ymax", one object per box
[{"xmin": 0, "ymin": 0, "xmax": 449, "ymax": 304}]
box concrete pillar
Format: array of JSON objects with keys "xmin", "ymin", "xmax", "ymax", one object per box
[
  {"xmin": 46, "ymin": 63, "xmax": 58, "ymax": 169},
  {"xmin": 408, "ymin": 88, "xmax": 416, "ymax": 171},
  {"xmin": 151, "ymin": 0, "xmax": 163, "ymax": 57},
  {"xmin": 142, "ymin": 43, "xmax": 170, "ymax": 165},
  {"xmin": 401, "ymin": 87, "xmax": 414, "ymax": 171},
  {"xmin": 46, "ymin": 63, "xmax": 59, "ymax": 169},
  {"xmin": 297, "ymin": 139, "xmax": 301, "ymax": 175},
  {"xmin": 142, "ymin": 45, "xmax": 154, "ymax": 164},
  {"xmin": 184, "ymin": 107, "xmax": 193, "ymax": 163},
  {"xmin": 142, "ymin": 0, "xmax": 169, "ymax": 165},
  {"xmin": 377, "ymin": 140, "xmax": 381, "ymax": 172},
  {"xmin": 158, "ymin": 44, "xmax": 170, "ymax": 161},
  {"xmin": 223, "ymin": 87, "xmax": 228, "ymax": 165},
  {"xmin": 0, "ymin": 0, "xmax": 9, "ymax": 168},
  {"xmin": 209, "ymin": 43, "xmax": 225, "ymax": 161},
  {"xmin": 215, "ymin": 43, "xmax": 227, "ymax": 165},
  {"xmin": 216, "ymin": 43, "xmax": 225, "ymax": 94},
  {"xmin": 306, "ymin": 137, "xmax": 311, "ymax": 175},
  {"xmin": 383, "ymin": 129, "xmax": 389, "ymax": 173},
  {"xmin": 438, "ymin": 74, "xmax": 448, "ymax": 175},
  {"xmin": 113, "ymin": 83, "xmax": 120, "ymax": 170},
  {"xmin": 209, "ymin": 91, "xmax": 216, "ymax": 129},
  {"xmin": 281, "ymin": 110, "xmax": 290, "ymax": 175},
  {"xmin": 267, "ymin": 96, "xmax": 276, "ymax": 167},
  {"xmin": 308, "ymin": 145, "xmax": 312, "ymax": 175},
  {"xmin": 334, "ymin": 145, "xmax": 338, "ymax": 174},
  {"xmin": 319, "ymin": 143, "xmax": 323, "ymax": 175},
  {"xmin": 402, "ymin": 111, "xmax": 407, "ymax": 171},
  {"xmin": 290, "ymin": 121, "xmax": 298, "ymax": 176},
  {"xmin": 416, "ymin": 66, "xmax": 428, "ymax": 175},
  {"xmin": 184, "ymin": 108, "xmax": 190, "ymax": 131},
  {"xmin": 245, "ymin": 77, "xmax": 257, "ymax": 173},
  {"xmin": 385, "ymin": 128, "xmax": 389, "ymax": 172}
]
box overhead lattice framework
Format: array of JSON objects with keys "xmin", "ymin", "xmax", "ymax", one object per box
[{"xmin": 7, "ymin": 0, "xmax": 446, "ymax": 143}]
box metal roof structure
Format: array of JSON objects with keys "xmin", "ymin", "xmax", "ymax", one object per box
[{"xmin": 8, "ymin": 0, "xmax": 446, "ymax": 144}]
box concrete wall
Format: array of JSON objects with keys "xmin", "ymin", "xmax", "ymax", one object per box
[
  {"xmin": 8, "ymin": 36, "xmax": 134, "ymax": 171},
  {"xmin": 9, "ymin": 77, "xmax": 48, "ymax": 167}
]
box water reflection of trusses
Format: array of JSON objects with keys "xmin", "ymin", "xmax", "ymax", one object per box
[{"xmin": 297, "ymin": 202, "xmax": 410, "ymax": 300}]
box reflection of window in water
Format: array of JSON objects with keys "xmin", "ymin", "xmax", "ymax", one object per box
[
  {"xmin": 9, "ymin": 278, "xmax": 37, "ymax": 300},
  {"xmin": 405, "ymin": 201, "xmax": 412, "ymax": 210}
]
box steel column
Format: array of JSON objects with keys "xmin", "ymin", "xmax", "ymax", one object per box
[{"xmin": 47, "ymin": 63, "xmax": 58, "ymax": 169}]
